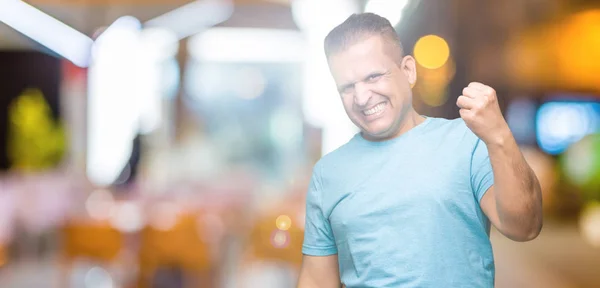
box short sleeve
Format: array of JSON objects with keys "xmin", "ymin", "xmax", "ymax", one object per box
[
  {"xmin": 471, "ymin": 138, "xmax": 495, "ymax": 202},
  {"xmin": 302, "ymin": 165, "xmax": 337, "ymax": 256}
]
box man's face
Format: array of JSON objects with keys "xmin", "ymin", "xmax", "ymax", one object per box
[{"xmin": 327, "ymin": 35, "xmax": 417, "ymax": 141}]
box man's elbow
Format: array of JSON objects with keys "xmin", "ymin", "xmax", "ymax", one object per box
[
  {"xmin": 507, "ymin": 217, "xmax": 543, "ymax": 242},
  {"xmin": 518, "ymin": 222, "xmax": 542, "ymax": 242}
]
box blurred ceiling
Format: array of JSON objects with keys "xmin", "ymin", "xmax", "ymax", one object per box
[
  {"xmin": 1, "ymin": 0, "xmax": 598, "ymax": 94},
  {"xmin": 0, "ymin": 0, "xmax": 296, "ymax": 49}
]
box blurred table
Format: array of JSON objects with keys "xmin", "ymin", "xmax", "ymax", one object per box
[{"xmin": 493, "ymin": 220, "xmax": 600, "ymax": 288}]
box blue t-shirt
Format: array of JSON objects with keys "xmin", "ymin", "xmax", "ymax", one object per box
[{"xmin": 302, "ymin": 117, "xmax": 495, "ymax": 287}]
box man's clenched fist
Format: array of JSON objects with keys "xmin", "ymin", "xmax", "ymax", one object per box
[{"xmin": 457, "ymin": 82, "xmax": 511, "ymax": 146}]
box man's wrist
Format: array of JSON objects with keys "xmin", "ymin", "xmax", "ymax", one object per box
[{"xmin": 484, "ymin": 126, "xmax": 513, "ymax": 150}]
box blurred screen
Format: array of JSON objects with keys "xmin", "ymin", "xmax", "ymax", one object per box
[{"xmin": 536, "ymin": 96, "xmax": 600, "ymax": 155}]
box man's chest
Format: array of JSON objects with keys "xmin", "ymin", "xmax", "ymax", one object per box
[{"xmin": 324, "ymin": 151, "xmax": 476, "ymax": 241}]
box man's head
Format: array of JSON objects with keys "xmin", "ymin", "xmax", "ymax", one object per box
[{"xmin": 324, "ymin": 13, "xmax": 417, "ymax": 141}]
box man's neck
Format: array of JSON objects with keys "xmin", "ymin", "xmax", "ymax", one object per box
[
  {"xmin": 363, "ymin": 110, "xmax": 426, "ymax": 142},
  {"xmin": 391, "ymin": 110, "xmax": 425, "ymax": 138}
]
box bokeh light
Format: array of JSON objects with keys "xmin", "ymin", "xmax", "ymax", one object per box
[
  {"xmin": 536, "ymin": 101, "xmax": 600, "ymax": 155},
  {"xmin": 85, "ymin": 189, "xmax": 115, "ymax": 221},
  {"xmin": 291, "ymin": 0, "xmax": 359, "ymax": 35},
  {"xmin": 275, "ymin": 215, "xmax": 292, "ymax": 231},
  {"xmin": 580, "ymin": 202, "xmax": 600, "ymax": 248},
  {"xmin": 270, "ymin": 229, "xmax": 290, "ymax": 249},
  {"xmin": 234, "ymin": 67, "xmax": 267, "ymax": 100},
  {"xmin": 506, "ymin": 9, "xmax": 600, "ymax": 92},
  {"xmin": 109, "ymin": 201, "xmax": 144, "ymax": 233},
  {"xmin": 84, "ymin": 266, "xmax": 114, "ymax": 288},
  {"xmin": 87, "ymin": 16, "xmax": 143, "ymax": 186},
  {"xmin": 414, "ymin": 35, "xmax": 450, "ymax": 70},
  {"xmin": 415, "ymin": 57, "xmax": 455, "ymax": 107},
  {"xmin": 556, "ymin": 10, "xmax": 600, "ymax": 91},
  {"xmin": 563, "ymin": 136, "xmax": 596, "ymax": 186},
  {"xmin": 270, "ymin": 108, "xmax": 303, "ymax": 151},
  {"xmin": 138, "ymin": 27, "xmax": 179, "ymax": 62},
  {"xmin": 149, "ymin": 202, "xmax": 180, "ymax": 231},
  {"xmin": 364, "ymin": 0, "xmax": 410, "ymax": 27},
  {"xmin": 562, "ymin": 134, "xmax": 600, "ymax": 200}
]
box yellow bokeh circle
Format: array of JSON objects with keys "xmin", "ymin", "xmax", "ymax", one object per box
[
  {"xmin": 276, "ymin": 215, "xmax": 292, "ymax": 231},
  {"xmin": 414, "ymin": 35, "xmax": 450, "ymax": 70}
]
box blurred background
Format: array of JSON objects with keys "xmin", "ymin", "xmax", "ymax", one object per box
[{"xmin": 0, "ymin": 0, "xmax": 599, "ymax": 287}]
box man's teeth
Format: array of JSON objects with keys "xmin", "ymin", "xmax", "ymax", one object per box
[{"xmin": 363, "ymin": 103, "xmax": 386, "ymax": 116}]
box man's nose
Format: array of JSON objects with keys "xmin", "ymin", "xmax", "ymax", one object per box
[{"xmin": 354, "ymin": 82, "xmax": 372, "ymax": 107}]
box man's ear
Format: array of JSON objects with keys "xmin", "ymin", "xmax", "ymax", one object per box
[{"xmin": 401, "ymin": 55, "xmax": 417, "ymax": 88}]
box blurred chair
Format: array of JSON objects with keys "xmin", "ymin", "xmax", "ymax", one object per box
[
  {"xmin": 60, "ymin": 220, "xmax": 125, "ymax": 287},
  {"xmin": 137, "ymin": 212, "xmax": 215, "ymax": 288},
  {"xmin": 62, "ymin": 221, "xmax": 123, "ymax": 261},
  {"xmin": 244, "ymin": 178, "xmax": 308, "ymax": 268},
  {"xmin": 0, "ymin": 243, "xmax": 6, "ymax": 269},
  {"xmin": 247, "ymin": 213, "xmax": 303, "ymax": 267},
  {"xmin": 237, "ymin": 205, "xmax": 304, "ymax": 288}
]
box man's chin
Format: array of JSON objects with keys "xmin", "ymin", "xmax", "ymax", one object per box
[{"xmin": 361, "ymin": 127, "xmax": 394, "ymax": 141}]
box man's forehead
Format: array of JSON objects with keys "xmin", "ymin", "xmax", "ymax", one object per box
[{"xmin": 328, "ymin": 36, "xmax": 393, "ymax": 81}]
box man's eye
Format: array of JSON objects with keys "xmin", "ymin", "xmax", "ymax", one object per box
[
  {"xmin": 367, "ymin": 74, "xmax": 383, "ymax": 82},
  {"xmin": 341, "ymin": 86, "xmax": 354, "ymax": 94}
]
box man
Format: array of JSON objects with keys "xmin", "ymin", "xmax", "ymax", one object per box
[{"xmin": 297, "ymin": 13, "xmax": 542, "ymax": 288}]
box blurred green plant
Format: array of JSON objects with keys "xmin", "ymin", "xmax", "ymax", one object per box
[
  {"xmin": 560, "ymin": 134, "xmax": 600, "ymax": 202},
  {"xmin": 7, "ymin": 88, "xmax": 66, "ymax": 171}
]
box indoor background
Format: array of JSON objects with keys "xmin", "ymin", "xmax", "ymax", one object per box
[{"xmin": 0, "ymin": 0, "xmax": 599, "ymax": 287}]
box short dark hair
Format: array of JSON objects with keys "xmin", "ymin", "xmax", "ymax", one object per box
[{"xmin": 324, "ymin": 13, "xmax": 404, "ymax": 61}]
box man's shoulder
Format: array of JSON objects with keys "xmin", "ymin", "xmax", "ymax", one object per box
[
  {"xmin": 317, "ymin": 135, "xmax": 360, "ymax": 167},
  {"xmin": 311, "ymin": 134, "xmax": 367, "ymax": 189},
  {"xmin": 428, "ymin": 116, "xmax": 467, "ymax": 130},
  {"xmin": 428, "ymin": 117, "xmax": 478, "ymax": 140},
  {"xmin": 427, "ymin": 117, "xmax": 482, "ymax": 158}
]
